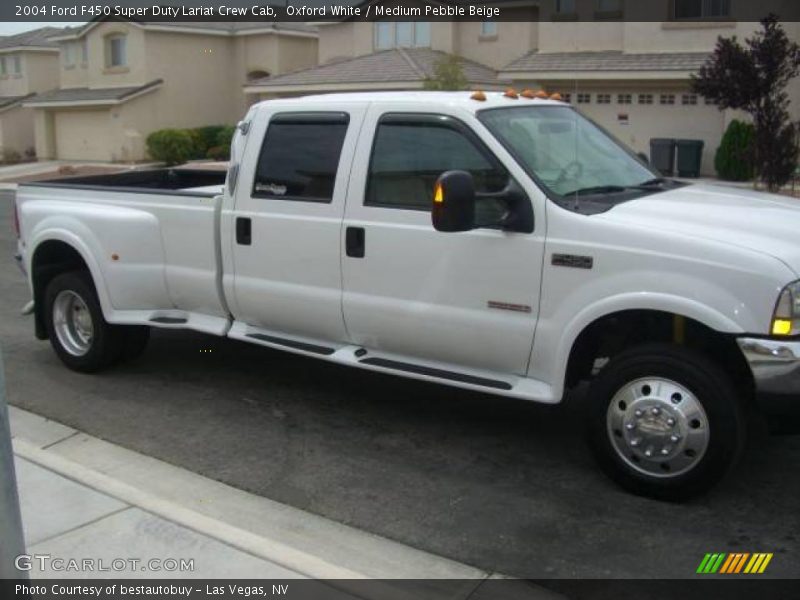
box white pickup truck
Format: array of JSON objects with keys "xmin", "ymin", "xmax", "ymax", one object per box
[{"xmin": 13, "ymin": 91, "xmax": 800, "ymax": 500}]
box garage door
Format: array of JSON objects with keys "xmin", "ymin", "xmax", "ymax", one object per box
[{"xmin": 54, "ymin": 110, "xmax": 110, "ymax": 161}]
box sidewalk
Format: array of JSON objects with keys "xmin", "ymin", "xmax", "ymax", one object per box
[{"xmin": 9, "ymin": 406, "xmax": 561, "ymax": 598}]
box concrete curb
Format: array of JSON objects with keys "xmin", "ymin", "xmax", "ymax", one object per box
[{"xmin": 14, "ymin": 438, "xmax": 365, "ymax": 580}]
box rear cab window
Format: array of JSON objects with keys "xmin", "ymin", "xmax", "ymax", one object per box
[{"xmin": 252, "ymin": 112, "xmax": 349, "ymax": 203}]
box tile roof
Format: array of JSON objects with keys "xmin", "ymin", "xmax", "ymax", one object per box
[
  {"xmin": 250, "ymin": 48, "xmax": 501, "ymax": 89},
  {"xmin": 503, "ymin": 51, "xmax": 711, "ymax": 72},
  {"xmin": 24, "ymin": 80, "xmax": 163, "ymax": 106},
  {"xmin": 0, "ymin": 27, "xmax": 66, "ymax": 50},
  {"xmin": 0, "ymin": 94, "xmax": 35, "ymax": 110},
  {"xmin": 51, "ymin": 21, "xmax": 317, "ymax": 39}
]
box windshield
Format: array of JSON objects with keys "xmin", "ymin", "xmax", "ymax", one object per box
[{"xmin": 478, "ymin": 106, "xmax": 657, "ymax": 199}]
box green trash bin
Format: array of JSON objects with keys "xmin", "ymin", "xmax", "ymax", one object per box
[
  {"xmin": 676, "ymin": 139, "xmax": 705, "ymax": 178},
  {"xmin": 649, "ymin": 138, "xmax": 676, "ymax": 176}
]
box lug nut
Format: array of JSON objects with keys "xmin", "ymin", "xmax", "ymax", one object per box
[
  {"xmin": 670, "ymin": 434, "xmax": 681, "ymax": 443},
  {"xmin": 634, "ymin": 409, "xmax": 644, "ymax": 417},
  {"xmin": 661, "ymin": 447, "xmax": 671, "ymax": 455},
  {"xmin": 667, "ymin": 417, "xmax": 676, "ymax": 427},
  {"xmin": 630, "ymin": 438, "xmax": 642, "ymax": 447},
  {"xmin": 626, "ymin": 422, "xmax": 636, "ymax": 431},
  {"xmin": 644, "ymin": 447, "xmax": 653, "ymax": 457},
  {"xmin": 651, "ymin": 407, "xmax": 661, "ymax": 416}
]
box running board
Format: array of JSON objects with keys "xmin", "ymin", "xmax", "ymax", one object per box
[
  {"xmin": 246, "ymin": 333, "xmax": 335, "ymax": 356},
  {"xmin": 359, "ymin": 357, "xmax": 512, "ymax": 390},
  {"xmin": 149, "ymin": 316, "xmax": 188, "ymax": 324}
]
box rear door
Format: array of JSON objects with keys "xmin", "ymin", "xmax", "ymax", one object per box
[
  {"xmin": 341, "ymin": 105, "xmax": 546, "ymax": 376},
  {"xmin": 229, "ymin": 104, "xmax": 365, "ymax": 343}
]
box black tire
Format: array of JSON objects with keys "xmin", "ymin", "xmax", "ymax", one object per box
[
  {"xmin": 43, "ymin": 270, "xmax": 126, "ymax": 373},
  {"xmin": 120, "ymin": 326, "xmax": 151, "ymax": 361},
  {"xmin": 586, "ymin": 343, "xmax": 746, "ymax": 501}
]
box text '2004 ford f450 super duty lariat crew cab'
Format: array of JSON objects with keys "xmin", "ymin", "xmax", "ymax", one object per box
[{"xmin": 13, "ymin": 92, "xmax": 800, "ymax": 500}]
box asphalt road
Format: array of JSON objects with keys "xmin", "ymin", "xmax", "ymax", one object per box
[{"xmin": 1, "ymin": 195, "xmax": 799, "ymax": 579}]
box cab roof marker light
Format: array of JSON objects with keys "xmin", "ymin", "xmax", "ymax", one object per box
[
  {"xmin": 470, "ymin": 91, "xmax": 487, "ymax": 101},
  {"xmin": 550, "ymin": 92, "xmax": 563, "ymax": 101},
  {"xmin": 535, "ymin": 90, "xmax": 549, "ymax": 99},
  {"xmin": 503, "ymin": 88, "xmax": 519, "ymax": 99},
  {"xmin": 520, "ymin": 89, "xmax": 536, "ymax": 99}
]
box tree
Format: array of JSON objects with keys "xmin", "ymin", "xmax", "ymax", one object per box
[
  {"xmin": 423, "ymin": 55, "xmax": 469, "ymax": 91},
  {"xmin": 715, "ymin": 120, "xmax": 756, "ymax": 181},
  {"xmin": 692, "ymin": 15, "xmax": 800, "ymax": 192}
]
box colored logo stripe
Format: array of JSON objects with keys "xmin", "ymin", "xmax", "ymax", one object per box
[{"xmin": 697, "ymin": 553, "xmax": 773, "ymax": 574}]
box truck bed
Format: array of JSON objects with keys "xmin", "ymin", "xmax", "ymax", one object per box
[{"xmin": 20, "ymin": 167, "xmax": 227, "ymax": 197}]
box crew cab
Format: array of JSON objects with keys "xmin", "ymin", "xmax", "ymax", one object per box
[{"xmin": 13, "ymin": 92, "xmax": 800, "ymax": 500}]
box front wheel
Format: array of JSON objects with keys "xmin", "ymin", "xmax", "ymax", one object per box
[{"xmin": 587, "ymin": 343, "xmax": 746, "ymax": 501}]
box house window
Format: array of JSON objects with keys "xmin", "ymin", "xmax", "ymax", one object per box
[
  {"xmin": 618, "ymin": 94, "xmax": 632, "ymax": 104},
  {"xmin": 674, "ymin": 0, "xmax": 730, "ymax": 19},
  {"xmin": 106, "ymin": 34, "xmax": 127, "ymax": 68},
  {"xmin": 12, "ymin": 55, "xmax": 21, "ymax": 74},
  {"xmin": 253, "ymin": 114, "xmax": 350, "ymax": 203},
  {"xmin": 481, "ymin": 21, "xmax": 498, "ymax": 37},
  {"xmin": 638, "ymin": 94, "xmax": 653, "ymax": 104},
  {"xmin": 375, "ymin": 22, "xmax": 393, "ymax": 50},
  {"xmin": 374, "ymin": 22, "xmax": 431, "ymax": 50},
  {"xmin": 577, "ymin": 93, "xmax": 591, "ymax": 104},
  {"xmin": 396, "ymin": 22, "xmax": 413, "ymax": 47},
  {"xmin": 0, "ymin": 57, "xmax": 6, "ymax": 76},
  {"xmin": 556, "ymin": 0, "xmax": 576, "ymax": 13},
  {"xmin": 704, "ymin": 97, "xmax": 717, "ymax": 105},
  {"xmin": 561, "ymin": 93, "xmax": 572, "ymax": 103},
  {"xmin": 81, "ymin": 39, "xmax": 88, "ymax": 64},
  {"xmin": 660, "ymin": 94, "xmax": 676, "ymax": 105},
  {"xmin": 63, "ymin": 43, "xmax": 75, "ymax": 67},
  {"xmin": 597, "ymin": 94, "xmax": 611, "ymax": 104},
  {"xmin": 682, "ymin": 93, "xmax": 698, "ymax": 105}
]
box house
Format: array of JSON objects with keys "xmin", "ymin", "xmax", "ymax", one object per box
[
  {"xmin": 0, "ymin": 27, "xmax": 63, "ymax": 159},
  {"xmin": 24, "ymin": 21, "xmax": 318, "ymax": 162},
  {"xmin": 246, "ymin": 0, "xmax": 799, "ymax": 176}
]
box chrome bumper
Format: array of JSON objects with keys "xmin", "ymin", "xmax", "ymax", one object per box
[{"xmin": 737, "ymin": 338, "xmax": 800, "ymax": 396}]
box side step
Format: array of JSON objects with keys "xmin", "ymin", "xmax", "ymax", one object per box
[
  {"xmin": 246, "ymin": 333, "xmax": 335, "ymax": 356},
  {"xmin": 149, "ymin": 316, "xmax": 188, "ymax": 324},
  {"xmin": 359, "ymin": 357, "xmax": 512, "ymax": 390}
]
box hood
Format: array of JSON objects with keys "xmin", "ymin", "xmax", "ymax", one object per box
[{"xmin": 602, "ymin": 184, "xmax": 800, "ymax": 277}]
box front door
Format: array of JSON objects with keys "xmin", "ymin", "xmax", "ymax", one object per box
[{"xmin": 341, "ymin": 106, "xmax": 546, "ymax": 376}]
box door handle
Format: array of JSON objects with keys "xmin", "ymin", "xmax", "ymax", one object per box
[
  {"xmin": 345, "ymin": 226, "xmax": 365, "ymax": 258},
  {"xmin": 236, "ymin": 217, "xmax": 251, "ymax": 245}
]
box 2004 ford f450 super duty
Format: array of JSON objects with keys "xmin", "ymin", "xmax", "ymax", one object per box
[{"xmin": 13, "ymin": 92, "xmax": 800, "ymax": 500}]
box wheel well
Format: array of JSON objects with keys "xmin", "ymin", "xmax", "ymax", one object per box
[
  {"xmin": 31, "ymin": 241, "xmax": 91, "ymax": 340},
  {"xmin": 565, "ymin": 310, "xmax": 753, "ymax": 395}
]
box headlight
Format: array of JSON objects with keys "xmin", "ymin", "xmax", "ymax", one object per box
[{"xmin": 771, "ymin": 281, "xmax": 800, "ymax": 335}]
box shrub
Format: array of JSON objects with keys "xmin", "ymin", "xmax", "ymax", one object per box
[
  {"xmin": 146, "ymin": 129, "xmax": 195, "ymax": 166},
  {"xmin": 193, "ymin": 126, "xmax": 227, "ymax": 153},
  {"xmin": 216, "ymin": 125, "xmax": 236, "ymax": 147},
  {"xmin": 2, "ymin": 149, "xmax": 21, "ymax": 164},
  {"xmin": 186, "ymin": 129, "xmax": 207, "ymax": 160},
  {"xmin": 714, "ymin": 120, "xmax": 756, "ymax": 181},
  {"xmin": 206, "ymin": 145, "xmax": 230, "ymax": 161}
]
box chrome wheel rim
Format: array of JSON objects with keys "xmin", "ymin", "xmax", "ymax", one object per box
[
  {"xmin": 52, "ymin": 290, "xmax": 94, "ymax": 357},
  {"xmin": 606, "ymin": 377, "xmax": 709, "ymax": 478}
]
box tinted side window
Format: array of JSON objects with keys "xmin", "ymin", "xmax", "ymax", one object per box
[
  {"xmin": 366, "ymin": 118, "xmax": 508, "ymax": 211},
  {"xmin": 253, "ymin": 114, "xmax": 349, "ymax": 203}
]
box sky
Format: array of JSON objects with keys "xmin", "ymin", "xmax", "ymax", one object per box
[{"xmin": 0, "ymin": 22, "xmax": 85, "ymax": 35}]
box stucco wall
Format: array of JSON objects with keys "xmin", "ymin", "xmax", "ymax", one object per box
[
  {"xmin": 84, "ymin": 22, "xmax": 148, "ymax": 88},
  {"xmin": 454, "ymin": 10, "xmax": 538, "ymax": 69},
  {"xmin": 0, "ymin": 106, "xmax": 35, "ymax": 156}
]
